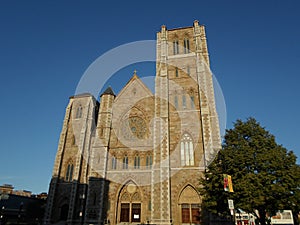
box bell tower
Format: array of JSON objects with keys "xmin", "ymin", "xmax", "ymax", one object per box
[{"xmin": 152, "ymin": 20, "xmax": 221, "ymax": 225}]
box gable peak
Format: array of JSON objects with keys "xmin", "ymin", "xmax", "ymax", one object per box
[
  {"xmin": 131, "ymin": 69, "xmax": 139, "ymax": 80},
  {"xmin": 100, "ymin": 86, "xmax": 115, "ymax": 97}
]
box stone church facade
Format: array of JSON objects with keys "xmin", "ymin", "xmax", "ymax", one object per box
[{"xmin": 44, "ymin": 21, "xmax": 221, "ymax": 225}]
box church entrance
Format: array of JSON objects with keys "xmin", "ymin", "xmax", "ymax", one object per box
[
  {"xmin": 120, "ymin": 203, "xmax": 141, "ymax": 222},
  {"xmin": 118, "ymin": 182, "xmax": 142, "ymax": 223},
  {"xmin": 60, "ymin": 204, "xmax": 69, "ymax": 221},
  {"xmin": 179, "ymin": 186, "xmax": 201, "ymax": 225},
  {"xmin": 181, "ymin": 203, "xmax": 200, "ymax": 224}
]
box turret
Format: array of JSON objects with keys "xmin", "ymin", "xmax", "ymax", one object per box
[{"xmin": 97, "ymin": 87, "xmax": 115, "ymax": 142}]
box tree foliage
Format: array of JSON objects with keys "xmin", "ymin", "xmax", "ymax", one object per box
[{"xmin": 200, "ymin": 118, "xmax": 300, "ymax": 225}]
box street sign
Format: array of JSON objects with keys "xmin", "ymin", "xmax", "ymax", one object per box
[{"xmin": 228, "ymin": 199, "xmax": 234, "ymax": 209}]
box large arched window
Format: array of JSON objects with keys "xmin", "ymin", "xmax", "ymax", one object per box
[
  {"xmin": 65, "ymin": 163, "xmax": 74, "ymax": 181},
  {"xmin": 180, "ymin": 134, "xmax": 194, "ymax": 166}
]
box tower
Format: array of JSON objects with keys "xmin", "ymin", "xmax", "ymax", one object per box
[
  {"xmin": 152, "ymin": 20, "xmax": 221, "ymax": 225},
  {"xmin": 44, "ymin": 21, "xmax": 221, "ymax": 225},
  {"xmin": 44, "ymin": 94, "xmax": 97, "ymax": 224}
]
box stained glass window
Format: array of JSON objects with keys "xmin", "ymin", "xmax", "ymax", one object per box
[{"xmin": 180, "ymin": 134, "xmax": 194, "ymax": 166}]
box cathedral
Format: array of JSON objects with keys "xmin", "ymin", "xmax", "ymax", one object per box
[{"xmin": 44, "ymin": 20, "xmax": 221, "ymax": 225}]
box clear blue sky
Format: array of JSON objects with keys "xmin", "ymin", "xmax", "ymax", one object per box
[{"xmin": 0, "ymin": 1, "xmax": 299, "ymax": 194}]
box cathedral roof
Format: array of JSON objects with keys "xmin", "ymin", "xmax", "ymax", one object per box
[
  {"xmin": 114, "ymin": 71, "xmax": 153, "ymax": 102},
  {"xmin": 100, "ymin": 86, "xmax": 115, "ymax": 97},
  {"xmin": 69, "ymin": 93, "xmax": 94, "ymax": 99}
]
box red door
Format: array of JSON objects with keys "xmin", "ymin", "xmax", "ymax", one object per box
[{"xmin": 120, "ymin": 203, "xmax": 129, "ymax": 222}]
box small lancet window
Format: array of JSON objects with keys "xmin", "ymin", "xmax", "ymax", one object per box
[
  {"xmin": 112, "ymin": 156, "xmax": 117, "ymax": 170},
  {"xmin": 182, "ymin": 95, "xmax": 187, "ymax": 109},
  {"xmin": 72, "ymin": 135, "xmax": 76, "ymax": 145},
  {"xmin": 123, "ymin": 155, "xmax": 128, "ymax": 169},
  {"xmin": 134, "ymin": 155, "xmax": 140, "ymax": 169},
  {"xmin": 100, "ymin": 127, "xmax": 104, "ymax": 137},
  {"xmin": 146, "ymin": 155, "xmax": 153, "ymax": 169},
  {"xmin": 174, "ymin": 95, "xmax": 179, "ymax": 109},
  {"xmin": 184, "ymin": 38, "xmax": 190, "ymax": 54},
  {"xmin": 65, "ymin": 163, "xmax": 74, "ymax": 182},
  {"xmin": 76, "ymin": 105, "xmax": 82, "ymax": 118},
  {"xmin": 190, "ymin": 96, "xmax": 195, "ymax": 109},
  {"xmin": 187, "ymin": 65, "xmax": 190, "ymax": 76},
  {"xmin": 175, "ymin": 67, "xmax": 179, "ymax": 77},
  {"xmin": 173, "ymin": 40, "xmax": 179, "ymax": 55}
]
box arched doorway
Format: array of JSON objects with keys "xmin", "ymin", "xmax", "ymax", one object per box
[
  {"xmin": 60, "ymin": 204, "xmax": 69, "ymax": 221},
  {"xmin": 117, "ymin": 182, "xmax": 142, "ymax": 223},
  {"xmin": 178, "ymin": 185, "xmax": 201, "ymax": 225}
]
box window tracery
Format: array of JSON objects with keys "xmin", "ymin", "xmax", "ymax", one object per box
[
  {"xmin": 180, "ymin": 133, "xmax": 194, "ymax": 166},
  {"xmin": 121, "ymin": 116, "xmax": 147, "ymax": 140}
]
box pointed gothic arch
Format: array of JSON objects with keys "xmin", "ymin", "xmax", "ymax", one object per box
[
  {"xmin": 116, "ymin": 180, "xmax": 143, "ymax": 224},
  {"xmin": 57, "ymin": 195, "xmax": 70, "ymax": 222},
  {"xmin": 178, "ymin": 185, "xmax": 201, "ymax": 225}
]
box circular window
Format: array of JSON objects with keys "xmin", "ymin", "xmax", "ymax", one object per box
[{"xmin": 121, "ymin": 116, "xmax": 147, "ymax": 140}]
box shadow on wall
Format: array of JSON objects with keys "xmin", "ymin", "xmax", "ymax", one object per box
[
  {"xmin": 0, "ymin": 193, "xmax": 46, "ymax": 225},
  {"xmin": 44, "ymin": 176, "xmax": 110, "ymax": 225}
]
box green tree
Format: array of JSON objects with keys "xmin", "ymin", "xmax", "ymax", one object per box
[{"xmin": 200, "ymin": 118, "xmax": 300, "ymax": 225}]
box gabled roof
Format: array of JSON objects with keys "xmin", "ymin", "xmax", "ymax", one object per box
[{"xmin": 114, "ymin": 72, "xmax": 153, "ymax": 102}]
